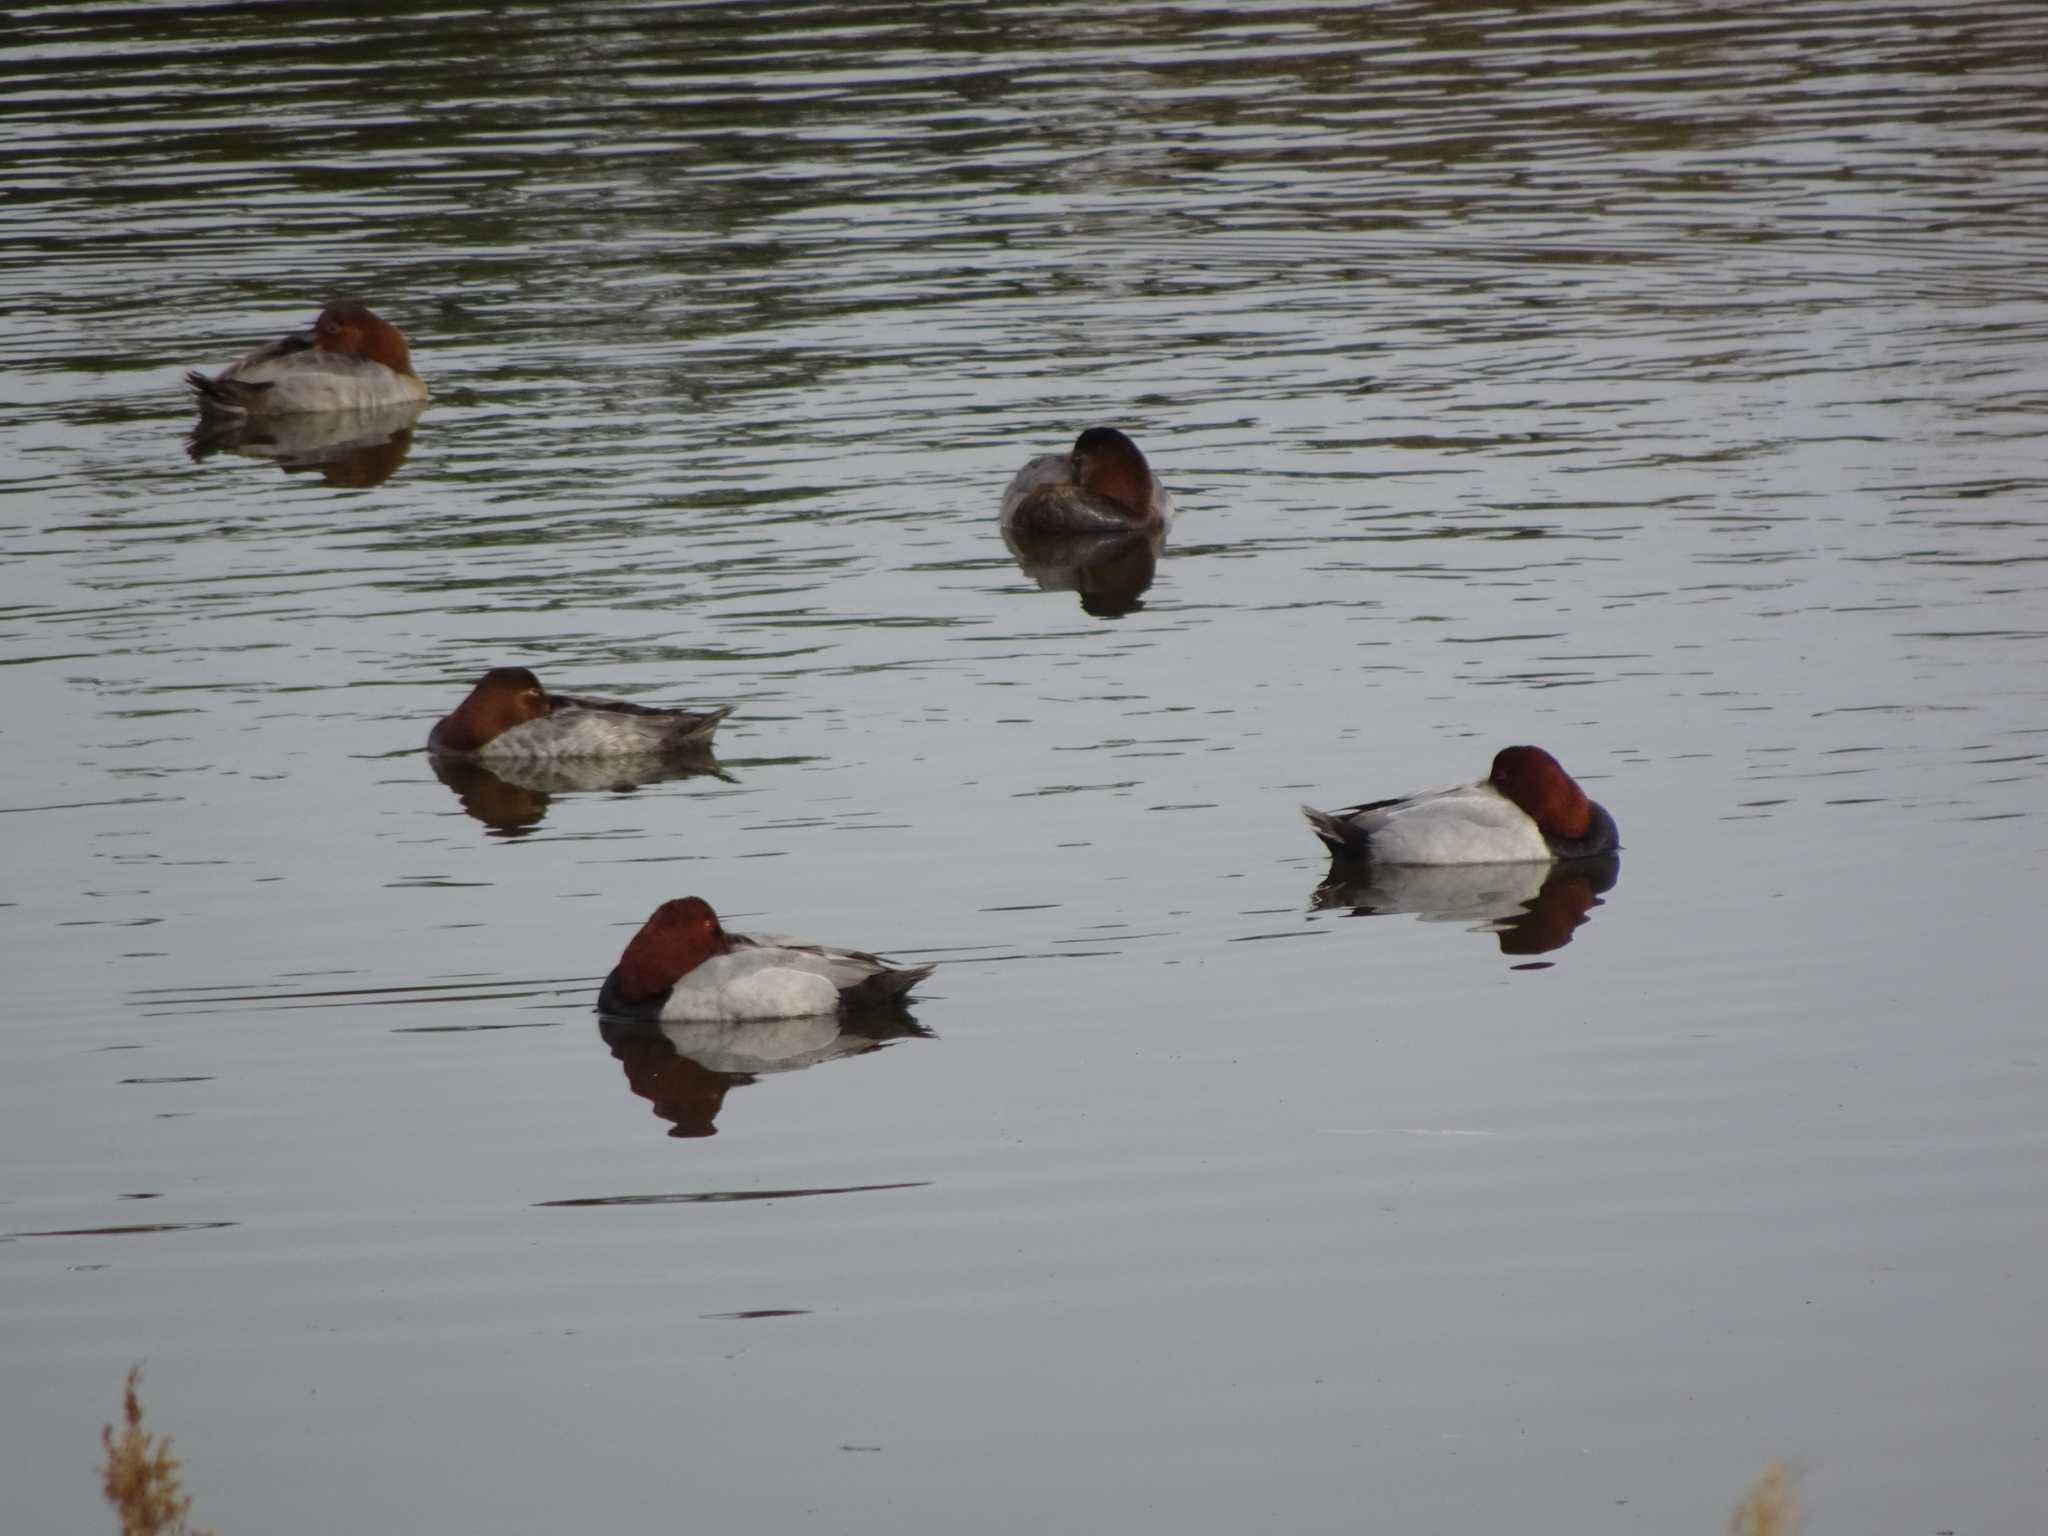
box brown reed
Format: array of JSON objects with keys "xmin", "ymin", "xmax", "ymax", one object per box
[{"xmin": 100, "ymin": 1367, "xmax": 214, "ymax": 1536}]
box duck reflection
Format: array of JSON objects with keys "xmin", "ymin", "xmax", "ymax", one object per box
[
  {"xmin": 430, "ymin": 753, "xmax": 731, "ymax": 835},
  {"xmin": 186, "ymin": 401, "xmax": 424, "ymax": 488},
  {"xmin": 598, "ymin": 1011, "xmax": 930, "ymax": 1139},
  {"xmin": 1312, "ymin": 855, "xmax": 1620, "ymax": 957},
  {"xmin": 1003, "ymin": 524, "xmax": 1164, "ymax": 617}
]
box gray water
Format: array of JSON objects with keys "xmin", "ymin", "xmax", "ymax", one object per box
[{"xmin": 4, "ymin": 2, "xmax": 2046, "ymax": 1531}]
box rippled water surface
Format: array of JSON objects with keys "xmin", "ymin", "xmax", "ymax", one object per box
[{"xmin": 5, "ymin": 2, "xmax": 2046, "ymax": 1531}]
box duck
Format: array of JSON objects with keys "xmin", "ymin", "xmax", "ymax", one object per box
[
  {"xmin": 1302, "ymin": 745, "xmax": 1619, "ymax": 865},
  {"xmin": 597, "ymin": 897, "xmax": 934, "ymax": 1022},
  {"xmin": 426, "ymin": 667, "xmax": 730, "ymax": 762},
  {"xmin": 186, "ymin": 303, "xmax": 427, "ymax": 416},
  {"xmin": 1000, "ymin": 426, "xmax": 1173, "ymax": 538}
]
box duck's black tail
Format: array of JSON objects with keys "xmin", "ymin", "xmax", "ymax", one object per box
[
  {"xmin": 185, "ymin": 370, "xmax": 266, "ymax": 414},
  {"xmin": 843, "ymin": 963, "xmax": 935, "ymax": 1011},
  {"xmin": 1301, "ymin": 804, "xmax": 1368, "ymax": 860}
]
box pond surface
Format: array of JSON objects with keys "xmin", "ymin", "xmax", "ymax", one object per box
[{"xmin": 3, "ymin": 2, "xmax": 2046, "ymax": 1531}]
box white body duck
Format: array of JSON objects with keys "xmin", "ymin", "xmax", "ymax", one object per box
[
  {"xmin": 427, "ymin": 667, "xmax": 730, "ymax": 762},
  {"xmin": 187, "ymin": 303, "xmax": 427, "ymax": 416},
  {"xmin": 1304, "ymin": 745, "xmax": 1618, "ymax": 865},
  {"xmin": 597, "ymin": 897, "xmax": 933, "ymax": 1022},
  {"xmin": 1000, "ymin": 426, "xmax": 1174, "ymax": 538}
]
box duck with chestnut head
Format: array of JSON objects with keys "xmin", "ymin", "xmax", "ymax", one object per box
[
  {"xmin": 186, "ymin": 302, "xmax": 427, "ymax": 416},
  {"xmin": 427, "ymin": 667, "xmax": 730, "ymax": 763},
  {"xmin": 597, "ymin": 897, "xmax": 934, "ymax": 1023},
  {"xmin": 1000, "ymin": 426, "xmax": 1173, "ymax": 539},
  {"xmin": 1303, "ymin": 745, "xmax": 1619, "ymax": 866}
]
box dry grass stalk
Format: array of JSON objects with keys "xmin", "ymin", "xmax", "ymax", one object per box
[
  {"xmin": 1727, "ymin": 1458, "xmax": 1801, "ymax": 1536},
  {"xmin": 100, "ymin": 1367, "xmax": 215, "ymax": 1536}
]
